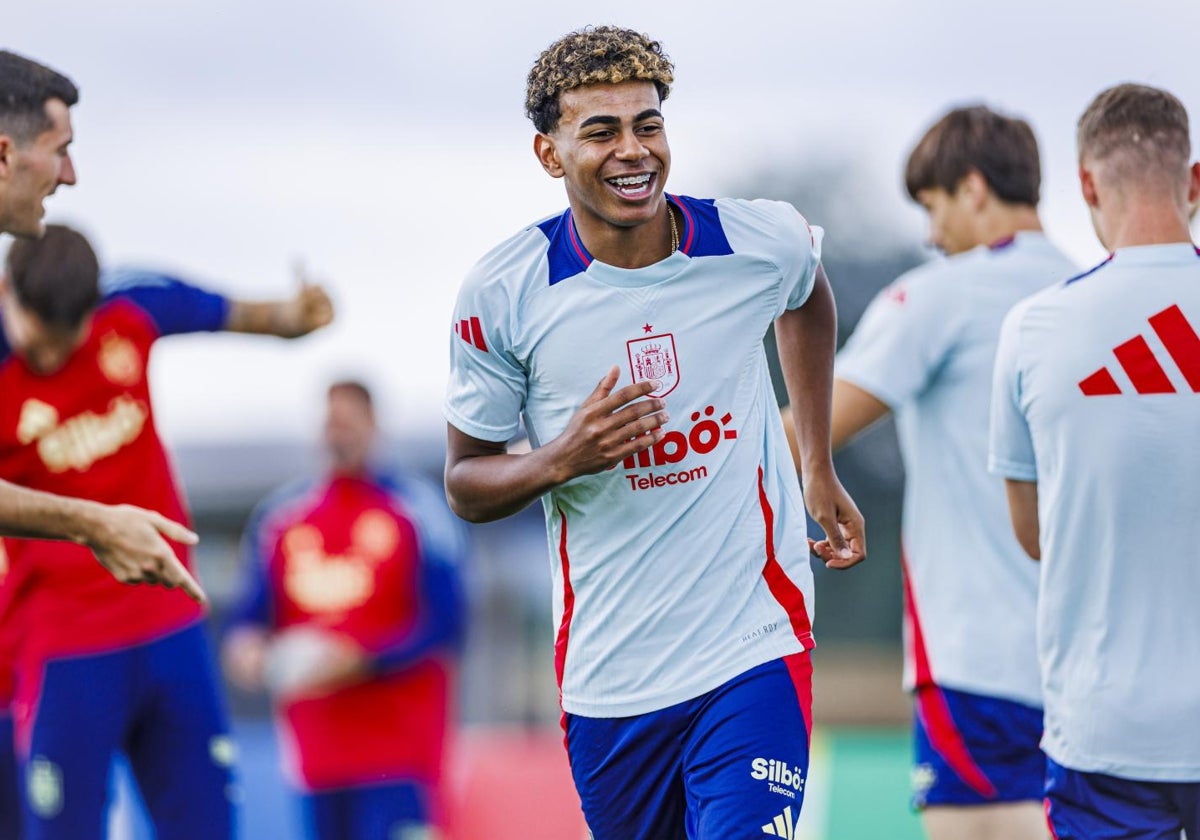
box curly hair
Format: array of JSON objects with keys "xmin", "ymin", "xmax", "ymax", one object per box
[{"xmin": 525, "ymin": 26, "xmax": 674, "ymax": 134}]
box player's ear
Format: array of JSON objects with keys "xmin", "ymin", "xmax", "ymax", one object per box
[
  {"xmin": 1186, "ymin": 161, "xmax": 1200, "ymax": 212},
  {"xmin": 534, "ymin": 134, "xmax": 565, "ymax": 179},
  {"xmin": 1078, "ymin": 165, "xmax": 1100, "ymax": 209},
  {"xmin": 958, "ymin": 170, "xmax": 989, "ymax": 210},
  {"xmin": 0, "ymin": 134, "xmax": 13, "ymax": 179}
]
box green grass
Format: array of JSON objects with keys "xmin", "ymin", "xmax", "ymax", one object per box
[{"xmin": 817, "ymin": 728, "xmax": 924, "ymax": 840}]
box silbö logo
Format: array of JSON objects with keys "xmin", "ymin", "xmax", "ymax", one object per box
[
  {"xmin": 751, "ymin": 757, "xmax": 805, "ymax": 800},
  {"xmin": 621, "ymin": 405, "xmax": 737, "ymax": 491}
]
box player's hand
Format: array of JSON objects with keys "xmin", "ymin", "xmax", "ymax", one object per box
[
  {"xmin": 280, "ymin": 261, "xmax": 335, "ymax": 337},
  {"xmin": 546, "ymin": 365, "xmax": 668, "ymax": 482},
  {"xmin": 222, "ymin": 626, "xmax": 270, "ymax": 691},
  {"xmin": 83, "ymin": 503, "xmax": 207, "ymax": 603},
  {"xmin": 803, "ymin": 470, "xmax": 866, "ymax": 570},
  {"xmin": 264, "ymin": 627, "xmax": 368, "ymax": 699}
]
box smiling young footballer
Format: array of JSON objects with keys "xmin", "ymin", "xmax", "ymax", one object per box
[
  {"xmin": 444, "ymin": 26, "xmax": 865, "ymax": 838},
  {"xmin": 990, "ymin": 84, "xmax": 1200, "ymax": 838},
  {"xmin": 828, "ymin": 106, "xmax": 1074, "ymax": 840}
]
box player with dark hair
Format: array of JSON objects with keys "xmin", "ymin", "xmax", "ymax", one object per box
[
  {"xmin": 0, "ymin": 50, "xmax": 203, "ymax": 596},
  {"xmin": 990, "ymin": 83, "xmax": 1200, "ymax": 838},
  {"xmin": 0, "ymin": 224, "xmax": 333, "ymax": 839},
  {"xmin": 224, "ymin": 380, "xmax": 466, "ymax": 840},
  {"xmin": 445, "ymin": 25, "xmax": 864, "ymax": 838},
  {"xmin": 815, "ymin": 105, "xmax": 1074, "ymax": 840}
]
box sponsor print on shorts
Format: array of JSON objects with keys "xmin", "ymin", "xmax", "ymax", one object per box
[
  {"xmin": 27, "ymin": 756, "xmax": 63, "ymax": 818},
  {"xmin": 911, "ymin": 763, "xmax": 937, "ymax": 809},
  {"xmin": 751, "ymin": 756, "xmax": 805, "ymax": 800}
]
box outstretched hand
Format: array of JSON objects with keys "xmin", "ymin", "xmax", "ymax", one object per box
[
  {"xmin": 283, "ymin": 261, "xmax": 335, "ymax": 337},
  {"xmin": 85, "ymin": 503, "xmax": 207, "ymax": 603},
  {"xmin": 803, "ymin": 471, "xmax": 867, "ymax": 570},
  {"xmin": 546, "ymin": 366, "xmax": 668, "ymax": 482}
]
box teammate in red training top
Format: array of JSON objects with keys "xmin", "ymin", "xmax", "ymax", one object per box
[
  {"xmin": 0, "ymin": 50, "xmax": 204, "ymax": 595},
  {"xmin": 224, "ymin": 380, "xmax": 466, "ymax": 840},
  {"xmin": 0, "ymin": 225, "xmax": 334, "ymax": 840}
]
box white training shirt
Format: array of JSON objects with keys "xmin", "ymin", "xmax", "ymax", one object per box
[
  {"xmin": 990, "ymin": 243, "xmax": 1200, "ymax": 780},
  {"xmin": 446, "ymin": 195, "xmax": 821, "ymax": 718},
  {"xmin": 837, "ymin": 232, "xmax": 1074, "ymax": 707}
]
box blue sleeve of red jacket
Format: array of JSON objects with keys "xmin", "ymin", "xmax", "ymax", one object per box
[
  {"xmin": 102, "ymin": 268, "xmax": 230, "ymax": 336},
  {"xmin": 370, "ymin": 473, "xmax": 469, "ymax": 674},
  {"xmin": 225, "ymin": 482, "xmax": 308, "ymax": 631}
]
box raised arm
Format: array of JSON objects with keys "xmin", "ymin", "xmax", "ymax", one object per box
[
  {"xmin": 445, "ymin": 367, "xmax": 666, "ymax": 523},
  {"xmin": 225, "ymin": 281, "xmax": 334, "ymax": 338},
  {"xmin": 775, "ymin": 265, "xmax": 867, "ymax": 569},
  {"xmin": 225, "ymin": 261, "xmax": 333, "ymax": 338},
  {"xmin": 0, "ymin": 480, "xmax": 205, "ymax": 602}
]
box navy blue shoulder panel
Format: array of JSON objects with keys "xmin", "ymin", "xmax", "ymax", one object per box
[
  {"xmin": 537, "ymin": 197, "xmax": 734, "ymax": 284},
  {"xmin": 672, "ymin": 195, "xmax": 734, "ymax": 258},
  {"xmin": 1064, "ymin": 254, "xmax": 1113, "ymax": 286},
  {"xmin": 537, "ymin": 211, "xmax": 591, "ymax": 287}
]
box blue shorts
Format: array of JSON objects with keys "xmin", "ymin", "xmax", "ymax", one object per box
[
  {"xmin": 566, "ymin": 653, "xmax": 812, "ymax": 840},
  {"xmin": 0, "ymin": 713, "xmax": 18, "ymax": 840},
  {"xmin": 912, "ymin": 684, "xmax": 1044, "ymax": 809},
  {"xmin": 19, "ymin": 623, "xmax": 234, "ymax": 840},
  {"xmin": 1045, "ymin": 757, "xmax": 1200, "ymax": 839},
  {"xmin": 302, "ymin": 780, "xmax": 432, "ymax": 840}
]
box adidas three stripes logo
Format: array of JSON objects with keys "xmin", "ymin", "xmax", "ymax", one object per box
[
  {"xmin": 1079, "ymin": 304, "xmax": 1200, "ymax": 396},
  {"xmin": 454, "ymin": 316, "xmax": 488, "ymax": 353}
]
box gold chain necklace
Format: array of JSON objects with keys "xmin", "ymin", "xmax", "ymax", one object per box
[{"xmin": 667, "ymin": 202, "xmax": 679, "ymax": 256}]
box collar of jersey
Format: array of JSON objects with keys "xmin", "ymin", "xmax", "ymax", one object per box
[
  {"xmin": 977, "ymin": 230, "xmax": 1050, "ymax": 256},
  {"xmin": 565, "ymin": 195, "xmax": 695, "ymax": 288},
  {"xmin": 1109, "ymin": 241, "xmax": 1200, "ymax": 266}
]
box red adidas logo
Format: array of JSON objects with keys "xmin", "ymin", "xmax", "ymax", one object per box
[
  {"xmin": 1079, "ymin": 304, "xmax": 1200, "ymax": 396},
  {"xmin": 453, "ymin": 316, "xmax": 488, "ymax": 353}
]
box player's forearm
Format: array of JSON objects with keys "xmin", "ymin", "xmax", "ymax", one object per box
[
  {"xmin": 776, "ymin": 269, "xmax": 839, "ymax": 481},
  {"xmin": 225, "ymin": 300, "xmax": 302, "ymax": 338},
  {"xmin": 830, "ymin": 380, "xmax": 891, "ymax": 452},
  {"xmin": 1004, "ymin": 479, "xmax": 1041, "ymax": 560},
  {"xmin": 0, "ymin": 479, "xmax": 105, "ymax": 543},
  {"xmin": 444, "ymin": 445, "xmax": 567, "ymax": 523}
]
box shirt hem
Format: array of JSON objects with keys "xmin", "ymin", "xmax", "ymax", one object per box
[
  {"xmin": 1046, "ymin": 745, "xmax": 1200, "ymax": 782},
  {"xmin": 904, "ymin": 675, "xmax": 1042, "ymax": 710},
  {"xmin": 562, "ymin": 634, "xmax": 813, "ymax": 719}
]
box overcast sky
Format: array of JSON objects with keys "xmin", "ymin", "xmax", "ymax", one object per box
[{"xmin": 6, "ymin": 0, "xmax": 1199, "ymax": 443}]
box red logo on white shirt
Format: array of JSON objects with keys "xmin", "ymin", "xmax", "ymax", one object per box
[
  {"xmin": 1078, "ymin": 304, "xmax": 1200, "ymax": 396},
  {"xmin": 627, "ymin": 332, "xmax": 679, "ymax": 397},
  {"xmin": 454, "ymin": 316, "xmax": 488, "ymax": 353}
]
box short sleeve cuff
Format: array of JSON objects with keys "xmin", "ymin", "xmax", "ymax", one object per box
[
  {"xmin": 988, "ymin": 455, "xmax": 1037, "ymax": 481},
  {"xmin": 833, "ymin": 368, "xmax": 905, "ymax": 413},
  {"xmin": 443, "ymin": 404, "xmax": 519, "ymax": 444}
]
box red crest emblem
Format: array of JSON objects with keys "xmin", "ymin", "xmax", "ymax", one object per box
[{"xmin": 627, "ymin": 332, "xmax": 680, "ymax": 397}]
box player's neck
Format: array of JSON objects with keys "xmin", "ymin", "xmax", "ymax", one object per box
[
  {"xmin": 1102, "ymin": 202, "xmax": 1194, "ymax": 251},
  {"xmin": 571, "ymin": 201, "xmax": 677, "ymax": 269},
  {"xmin": 974, "ymin": 204, "xmax": 1042, "ymax": 248}
]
